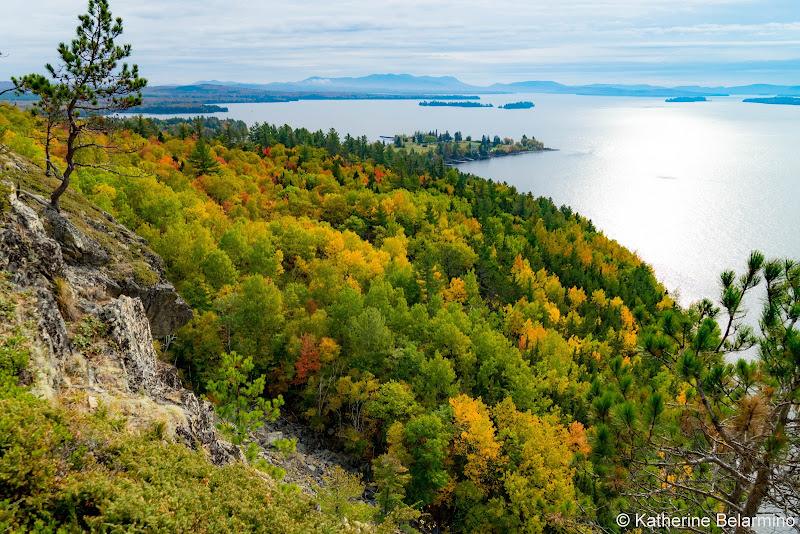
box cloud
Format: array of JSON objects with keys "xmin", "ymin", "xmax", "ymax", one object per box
[{"xmin": 1, "ymin": 0, "xmax": 798, "ymax": 85}]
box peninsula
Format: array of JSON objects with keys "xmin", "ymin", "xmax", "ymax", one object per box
[
  {"xmin": 665, "ymin": 96, "xmax": 707, "ymax": 103},
  {"xmin": 743, "ymin": 96, "xmax": 800, "ymax": 106}
]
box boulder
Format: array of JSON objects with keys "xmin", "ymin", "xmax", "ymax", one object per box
[
  {"xmin": 43, "ymin": 208, "xmax": 109, "ymax": 266},
  {"xmin": 0, "ymin": 195, "xmax": 66, "ymax": 284},
  {"xmin": 114, "ymin": 281, "xmax": 194, "ymax": 339}
]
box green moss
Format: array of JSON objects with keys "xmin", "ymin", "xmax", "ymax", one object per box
[
  {"xmin": 132, "ymin": 261, "xmax": 160, "ymax": 286},
  {"xmin": 0, "ymin": 183, "xmax": 12, "ymax": 214}
]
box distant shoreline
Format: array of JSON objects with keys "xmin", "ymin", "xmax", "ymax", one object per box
[
  {"xmin": 446, "ymin": 147, "xmax": 556, "ymax": 165},
  {"xmin": 743, "ymin": 96, "xmax": 800, "ymax": 106},
  {"xmin": 419, "ymin": 100, "xmax": 493, "ymax": 108}
]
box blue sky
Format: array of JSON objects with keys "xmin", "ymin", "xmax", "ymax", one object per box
[{"xmin": 1, "ymin": 0, "xmax": 799, "ymax": 86}]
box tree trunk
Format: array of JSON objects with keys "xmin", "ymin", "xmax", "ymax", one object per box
[
  {"xmin": 49, "ymin": 166, "xmax": 71, "ymax": 212},
  {"xmin": 734, "ymin": 403, "xmax": 792, "ymax": 534}
]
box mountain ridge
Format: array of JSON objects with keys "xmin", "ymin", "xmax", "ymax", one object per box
[{"xmin": 188, "ymin": 74, "xmax": 800, "ymax": 97}]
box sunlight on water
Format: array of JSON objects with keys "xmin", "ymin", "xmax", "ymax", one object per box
[{"xmin": 142, "ymin": 94, "xmax": 800, "ymax": 310}]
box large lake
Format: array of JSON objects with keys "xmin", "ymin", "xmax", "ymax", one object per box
[{"xmin": 145, "ymin": 94, "xmax": 800, "ymax": 307}]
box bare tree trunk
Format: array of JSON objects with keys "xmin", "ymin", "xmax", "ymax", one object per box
[
  {"xmin": 49, "ymin": 166, "xmax": 71, "ymax": 211},
  {"xmin": 50, "ymin": 108, "xmax": 77, "ymax": 212}
]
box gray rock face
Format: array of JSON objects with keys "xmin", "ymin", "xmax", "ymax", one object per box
[
  {"xmin": 0, "ymin": 185, "xmax": 228, "ymax": 464},
  {"xmin": 113, "ymin": 282, "xmax": 194, "ymax": 339},
  {"xmin": 0, "ymin": 196, "xmax": 66, "ymax": 284},
  {"xmin": 101, "ymin": 296, "xmax": 161, "ymax": 395},
  {"xmin": 33, "ymin": 288, "xmax": 72, "ymax": 394},
  {"xmin": 43, "ymin": 208, "xmax": 110, "ymax": 266},
  {"xmin": 100, "ymin": 295, "xmax": 235, "ymax": 465},
  {"xmin": 172, "ymin": 388, "xmax": 243, "ymax": 465},
  {"xmin": 0, "ymin": 185, "xmax": 192, "ymax": 339}
]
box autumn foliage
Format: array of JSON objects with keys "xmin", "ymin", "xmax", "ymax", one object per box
[{"xmin": 0, "ymin": 106, "xmax": 669, "ymax": 532}]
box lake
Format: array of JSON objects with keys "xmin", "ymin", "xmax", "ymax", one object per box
[{"xmin": 141, "ymin": 93, "xmax": 800, "ymax": 309}]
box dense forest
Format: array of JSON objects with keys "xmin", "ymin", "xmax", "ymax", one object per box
[
  {"xmin": 120, "ymin": 103, "xmax": 229, "ymax": 114},
  {"xmin": 1, "ymin": 102, "xmax": 658, "ymax": 530},
  {"xmin": 4, "ymin": 1, "xmax": 800, "ymax": 532},
  {"xmin": 419, "ymin": 100, "xmax": 493, "ymax": 108},
  {"xmin": 499, "ymin": 102, "xmax": 535, "ymax": 109},
  {"xmin": 742, "ymin": 96, "xmax": 800, "ymax": 106},
  {"xmin": 2, "ymin": 95, "xmax": 800, "ymax": 531}
]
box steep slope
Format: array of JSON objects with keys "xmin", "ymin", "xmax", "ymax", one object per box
[
  {"xmin": 0, "ymin": 152, "xmax": 220, "ymax": 450},
  {"xmin": 0, "ymin": 151, "xmax": 383, "ymax": 533}
]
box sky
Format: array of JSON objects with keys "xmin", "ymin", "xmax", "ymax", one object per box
[{"xmin": 1, "ymin": 0, "xmax": 799, "ymax": 87}]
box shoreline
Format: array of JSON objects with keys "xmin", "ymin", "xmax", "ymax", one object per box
[{"xmin": 446, "ymin": 146, "xmax": 557, "ymax": 165}]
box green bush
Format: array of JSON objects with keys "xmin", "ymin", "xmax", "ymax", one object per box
[
  {"xmin": 0, "ymin": 394, "xmax": 71, "ymax": 528},
  {"xmin": 0, "ymin": 398, "xmax": 374, "ymax": 533}
]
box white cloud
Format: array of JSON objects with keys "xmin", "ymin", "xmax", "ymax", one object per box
[{"xmin": 0, "ymin": 0, "xmax": 798, "ymax": 85}]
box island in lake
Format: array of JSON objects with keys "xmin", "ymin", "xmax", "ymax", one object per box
[
  {"xmin": 665, "ymin": 96, "xmax": 707, "ymax": 103},
  {"xmin": 499, "ymin": 101, "xmax": 535, "ymax": 109},
  {"xmin": 419, "ymin": 100, "xmax": 493, "ymax": 108},
  {"xmin": 743, "ymin": 96, "xmax": 800, "ymax": 106}
]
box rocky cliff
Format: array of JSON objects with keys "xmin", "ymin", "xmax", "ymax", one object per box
[{"xmin": 0, "ymin": 150, "xmax": 237, "ymax": 465}]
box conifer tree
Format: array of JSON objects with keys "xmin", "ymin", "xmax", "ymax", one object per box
[
  {"xmin": 188, "ymin": 139, "xmax": 220, "ymax": 176},
  {"xmin": 13, "ymin": 0, "xmax": 146, "ymax": 211},
  {"xmin": 206, "ymin": 351, "xmax": 283, "ymax": 445}
]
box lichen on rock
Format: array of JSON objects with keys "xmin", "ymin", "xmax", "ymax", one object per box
[{"xmin": 0, "ymin": 177, "xmax": 231, "ymax": 465}]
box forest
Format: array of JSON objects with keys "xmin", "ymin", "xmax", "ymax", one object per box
[
  {"xmin": 499, "ymin": 102, "xmax": 535, "ymax": 109},
  {"xmin": 2, "ymin": 95, "xmax": 799, "ymax": 532},
  {"xmin": 3, "ymin": 0, "xmax": 799, "ymax": 531}
]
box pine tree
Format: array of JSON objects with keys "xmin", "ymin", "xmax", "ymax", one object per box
[
  {"xmin": 205, "ymin": 351, "xmax": 283, "ymax": 445},
  {"xmin": 13, "ymin": 0, "xmax": 146, "ymax": 211},
  {"xmin": 188, "ymin": 139, "xmax": 220, "ymax": 176}
]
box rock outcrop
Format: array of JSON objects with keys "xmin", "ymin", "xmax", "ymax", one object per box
[
  {"xmin": 97, "ymin": 295, "xmax": 239, "ymax": 465},
  {"xmin": 0, "ymin": 163, "xmax": 361, "ymax": 480},
  {"xmin": 0, "ymin": 179, "xmax": 235, "ymax": 465},
  {"xmin": 0, "ymin": 182, "xmax": 192, "ymax": 340},
  {"xmin": 43, "ymin": 208, "xmax": 110, "ymax": 266}
]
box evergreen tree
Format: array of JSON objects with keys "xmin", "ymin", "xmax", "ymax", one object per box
[
  {"xmin": 188, "ymin": 139, "xmax": 220, "ymax": 176},
  {"xmin": 205, "ymin": 351, "xmax": 283, "ymax": 445},
  {"xmin": 13, "ymin": 0, "xmax": 146, "ymax": 211}
]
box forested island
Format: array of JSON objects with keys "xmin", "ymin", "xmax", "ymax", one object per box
[
  {"xmin": 391, "ymin": 129, "xmax": 546, "ymax": 161},
  {"xmin": 743, "ymin": 96, "xmax": 800, "ymax": 105},
  {"xmin": 499, "ymin": 101, "xmax": 535, "ymax": 109},
  {"xmin": 665, "ymin": 96, "xmax": 707, "ymax": 102},
  {"xmin": 419, "ymin": 100, "xmax": 493, "ymax": 107}
]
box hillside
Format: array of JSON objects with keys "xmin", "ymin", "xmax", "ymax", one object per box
[
  {"xmin": 0, "ymin": 146, "xmax": 395, "ymax": 532},
  {"xmin": 0, "ymin": 102, "xmax": 670, "ymax": 531},
  {"xmin": 4, "ymin": 101, "xmax": 798, "ymax": 532}
]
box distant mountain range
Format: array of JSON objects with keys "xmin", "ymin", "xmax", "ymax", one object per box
[
  {"xmin": 5, "ymin": 75, "xmax": 800, "ymax": 110},
  {"xmin": 194, "ymin": 74, "xmax": 486, "ymax": 94},
  {"xmin": 192, "ymin": 74, "xmax": 800, "ymax": 97}
]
